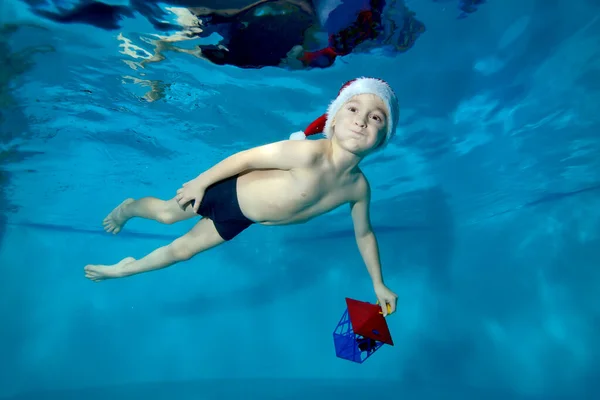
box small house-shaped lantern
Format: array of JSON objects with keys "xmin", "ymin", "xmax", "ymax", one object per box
[{"xmin": 333, "ymin": 298, "xmax": 394, "ymax": 363}]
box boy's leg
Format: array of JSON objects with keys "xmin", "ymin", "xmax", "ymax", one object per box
[
  {"xmin": 103, "ymin": 197, "xmax": 197, "ymax": 234},
  {"xmin": 85, "ymin": 217, "xmax": 225, "ymax": 281}
]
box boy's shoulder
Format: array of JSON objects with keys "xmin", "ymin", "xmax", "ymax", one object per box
[
  {"xmin": 356, "ymin": 168, "xmax": 370, "ymax": 193},
  {"xmin": 287, "ymin": 137, "xmax": 329, "ymax": 162},
  {"xmin": 348, "ymin": 167, "xmax": 371, "ymax": 201},
  {"xmin": 254, "ymin": 138, "xmax": 325, "ymax": 169}
]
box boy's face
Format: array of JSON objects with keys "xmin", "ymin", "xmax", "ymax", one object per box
[{"xmin": 331, "ymin": 94, "xmax": 388, "ymax": 155}]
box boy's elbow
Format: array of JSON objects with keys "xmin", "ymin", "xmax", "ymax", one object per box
[{"xmin": 236, "ymin": 149, "xmax": 255, "ymax": 170}]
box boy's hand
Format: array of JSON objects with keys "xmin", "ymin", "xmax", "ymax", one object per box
[
  {"xmin": 176, "ymin": 178, "xmax": 206, "ymax": 213},
  {"xmin": 374, "ymin": 283, "xmax": 398, "ymax": 317}
]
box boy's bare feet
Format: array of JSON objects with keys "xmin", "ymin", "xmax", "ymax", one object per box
[
  {"xmin": 103, "ymin": 198, "xmax": 134, "ymax": 234},
  {"xmin": 84, "ymin": 257, "xmax": 136, "ymax": 282}
]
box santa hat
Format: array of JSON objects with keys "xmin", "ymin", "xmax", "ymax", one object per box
[{"xmin": 289, "ymin": 77, "xmax": 399, "ymax": 148}]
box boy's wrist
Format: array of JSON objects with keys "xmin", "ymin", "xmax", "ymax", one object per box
[
  {"xmin": 115, "ymin": 264, "xmax": 129, "ymax": 278},
  {"xmin": 372, "ymin": 278, "xmax": 384, "ymax": 287},
  {"xmin": 193, "ymin": 175, "xmax": 210, "ymax": 190}
]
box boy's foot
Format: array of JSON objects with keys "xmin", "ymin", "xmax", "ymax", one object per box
[
  {"xmin": 103, "ymin": 198, "xmax": 134, "ymax": 234},
  {"xmin": 84, "ymin": 257, "xmax": 136, "ymax": 282}
]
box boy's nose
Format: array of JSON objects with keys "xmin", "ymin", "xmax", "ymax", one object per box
[{"xmin": 354, "ymin": 115, "xmax": 367, "ymax": 127}]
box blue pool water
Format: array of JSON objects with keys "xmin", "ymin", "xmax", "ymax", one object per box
[{"xmin": 1, "ymin": 0, "xmax": 599, "ymax": 398}]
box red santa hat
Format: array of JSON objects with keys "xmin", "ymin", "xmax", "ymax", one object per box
[{"xmin": 289, "ymin": 77, "xmax": 399, "ymax": 148}]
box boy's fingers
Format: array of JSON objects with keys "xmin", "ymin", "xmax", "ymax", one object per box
[
  {"xmin": 379, "ymin": 300, "xmax": 387, "ymax": 316},
  {"xmin": 391, "ymin": 298, "xmax": 398, "ymax": 314}
]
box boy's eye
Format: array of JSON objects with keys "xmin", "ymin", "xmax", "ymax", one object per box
[{"xmin": 346, "ymin": 106, "xmax": 384, "ymax": 123}]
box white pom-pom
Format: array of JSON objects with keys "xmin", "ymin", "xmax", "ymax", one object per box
[{"xmin": 289, "ymin": 131, "xmax": 307, "ymax": 140}]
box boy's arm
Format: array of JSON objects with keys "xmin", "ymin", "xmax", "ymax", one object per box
[
  {"xmin": 350, "ymin": 179, "xmax": 398, "ymax": 316},
  {"xmin": 194, "ymin": 140, "xmax": 319, "ymax": 188},
  {"xmin": 350, "ymin": 178, "xmax": 384, "ymax": 286}
]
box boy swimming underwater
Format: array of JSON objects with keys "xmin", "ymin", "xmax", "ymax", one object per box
[{"xmin": 84, "ymin": 77, "xmax": 399, "ymax": 316}]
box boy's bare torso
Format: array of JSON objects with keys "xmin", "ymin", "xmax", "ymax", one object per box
[{"xmin": 236, "ymin": 141, "xmax": 366, "ymax": 225}]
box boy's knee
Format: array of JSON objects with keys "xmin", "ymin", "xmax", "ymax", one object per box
[
  {"xmin": 157, "ymin": 210, "xmax": 178, "ymax": 224},
  {"xmin": 169, "ymin": 238, "xmax": 196, "ymax": 261}
]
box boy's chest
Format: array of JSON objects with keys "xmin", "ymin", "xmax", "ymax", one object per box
[{"xmin": 289, "ymin": 169, "xmax": 357, "ymax": 203}]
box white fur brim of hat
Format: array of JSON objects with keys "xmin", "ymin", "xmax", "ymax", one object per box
[{"xmin": 325, "ymin": 77, "xmax": 399, "ymax": 147}]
